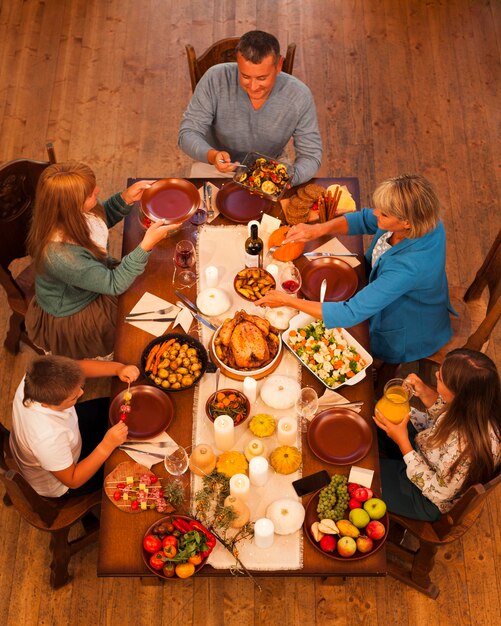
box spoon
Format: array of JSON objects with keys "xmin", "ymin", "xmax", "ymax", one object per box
[
  {"xmin": 320, "ymin": 279, "xmax": 327, "ymax": 303},
  {"xmin": 214, "ymin": 368, "xmax": 221, "ymax": 394}
]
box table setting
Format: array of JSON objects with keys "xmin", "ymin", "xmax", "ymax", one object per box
[{"xmin": 98, "ymin": 176, "xmax": 387, "ymax": 580}]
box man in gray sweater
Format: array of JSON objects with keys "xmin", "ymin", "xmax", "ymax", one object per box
[{"xmin": 178, "ymin": 31, "xmax": 322, "ymax": 186}]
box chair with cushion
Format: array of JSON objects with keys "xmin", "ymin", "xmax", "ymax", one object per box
[
  {"xmin": 0, "ymin": 420, "xmax": 101, "ymax": 588},
  {"xmin": 186, "ymin": 37, "xmax": 296, "ymax": 92},
  {"xmin": 386, "ymin": 471, "xmax": 501, "ymax": 598},
  {"xmin": 0, "ymin": 143, "xmax": 57, "ymax": 354}
]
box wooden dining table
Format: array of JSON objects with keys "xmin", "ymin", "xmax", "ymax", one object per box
[{"xmin": 97, "ymin": 177, "xmax": 387, "ymax": 579}]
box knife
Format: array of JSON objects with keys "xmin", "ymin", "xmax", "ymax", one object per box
[
  {"xmin": 176, "ymin": 300, "xmax": 217, "ymax": 331},
  {"xmin": 304, "ymin": 252, "xmax": 358, "ymax": 257},
  {"xmin": 124, "ymin": 316, "xmax": 176, "ymax": 322},
  {"xmin": 119, "ymin": 446, "xmax": 165, "ymax": 459},
  {"xmin": 174, "ymin": 291, "xmax": 217, "ymax": 331}
]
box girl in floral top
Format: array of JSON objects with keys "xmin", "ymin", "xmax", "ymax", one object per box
[{"xmin": 375, "ymin": 349, "xmax": 501, "ymax": 521}]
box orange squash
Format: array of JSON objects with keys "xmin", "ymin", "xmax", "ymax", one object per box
[{"xmin": 268, "ymin": 226, "xmax": 305, "ymax": 261}]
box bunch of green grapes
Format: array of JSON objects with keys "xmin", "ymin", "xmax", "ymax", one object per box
[{"xmin": 316, "ymin": 474, "xmax": 349, "ymax": 521}]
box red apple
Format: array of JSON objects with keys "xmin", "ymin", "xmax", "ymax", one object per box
[
  {"xmin": 336, "ymin": 536, "xmax": 357, "ymax": 557},
  {"xmin": 353, "ymin": 487, "xmax": 370, "ymax": 502},
  {"xmin": 347, "ymin": 482, "xmax": 361, "ymax": 496},
  {"xmin": 356, "ymin": 535, "xmax": 374, "ymax": 553},
  {"xmin": 319, "ymin": 535, "xmax": 337, "ymax": 553},
  {"xmin": 348, "ymin": 498, "xmax": 362, "ymax": 510},
  {"xmin": 366, "ymin": 520, "xmax": 386, "ymax": 540}
]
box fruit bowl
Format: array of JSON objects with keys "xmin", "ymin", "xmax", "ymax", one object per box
[
  {"xmin": 142, "ymin": 515, "xmax": 213, "ymax": 579},
  {"xmin": 205, "ymin": 389, "xmax": 251, "ymax": 425},
  {"xmin": 303, "ymin": 488, "xmax": 389, "ymax": 561}
]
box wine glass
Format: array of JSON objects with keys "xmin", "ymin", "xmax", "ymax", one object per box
[
  {"xmin": 190, "ymin": 203, "xmax": 207, "ymax": 226},
  {"xmin": 295, "ymin": 387, "xmax": 319, "ymax": 433},
  {"xmin": 279, "ymin": 264, "xmax": 302, "ymax": 296},
  {"xmin": 174, "ymin": 240, "xmax": 196, "ymax": 286},
  {"xmin": 164, "ymin": 443, "xmax": 190, "ymax": 495}
]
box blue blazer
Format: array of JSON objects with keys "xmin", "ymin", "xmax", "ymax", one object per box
[{"xmin": 322, "ymin": 209, "xmax": 454, "ymax": 363}]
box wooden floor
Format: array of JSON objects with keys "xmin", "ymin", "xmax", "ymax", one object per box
[{"xmin": 0, "ymin": 1, "xmax": 500, "ymax": 624}]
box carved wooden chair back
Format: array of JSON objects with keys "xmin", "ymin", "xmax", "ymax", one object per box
[{"xmin": 185, "ymin": 37, "xmax": 296, "ymax": 92}]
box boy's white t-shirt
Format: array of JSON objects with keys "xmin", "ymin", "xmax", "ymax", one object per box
[{"xmin": 9, "ymin": 377, "xmax": 82, "ymax": 497}]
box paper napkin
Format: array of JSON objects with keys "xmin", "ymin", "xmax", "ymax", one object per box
[
  {"xmin": 348, "ymin": 466, "xmax": 374, "ymax": 488},
  {"xmin": 173, "ymin": 305, "xmax": 194, "ymax": 333},
  {"xmin": 309, "ymin": 237, "xmax": 361, "ymax": 268},
  {"xmin": 121, "ymin": 432, "xmax": 177, "ymax": 469},
  {"xmin": 198, "ymin": 182, "xmax": 220, "ymax": 223},
  {"xmin": 126, "ymin": 292, "xmax": 181, "ymax": 336},
  {"xmin": 316, "ymin": 388, "xmax": 362, "ymax": 413},
  {"xmin": 260, "ymin": 213, "xmax": 282, "ymax": 248}
]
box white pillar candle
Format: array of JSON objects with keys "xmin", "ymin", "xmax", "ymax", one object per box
[
  {"xmin": 229, "ymin": 473, "xmax": 250, "ymax": 501},
  {"xmin": 248, "ymin": 456, "xmax": 269, "ymax": 487},
  {"xmin": 205, "ymin": 265, "xmax": 219, "ymax": 288},
  {"xmin": 243, "ymin": 376, "xmax": 257, "ymax": 403},
  {"xmin": 265, "ymin": 263, "xmax": 279, "ymax": 279},
  {"xmin": 213, "ymin": 414, "xmax": 234, "ymax": 451},
  {"xmin": 277, "ymin": 416, "xmax": 298, "ymax": 446},
  {"xmin": 254, "ymin": 518, "xmax": 275, "ymax": 549}
]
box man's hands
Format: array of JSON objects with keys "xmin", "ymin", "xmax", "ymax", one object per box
[{"xmin": 208, "ymin": 149, "xmax": 238, "ymax": 173}]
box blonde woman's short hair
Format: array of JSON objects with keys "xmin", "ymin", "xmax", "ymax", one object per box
[{"xmin": 372, "ymin": 174, "xmax": 440, "ymax": 238}]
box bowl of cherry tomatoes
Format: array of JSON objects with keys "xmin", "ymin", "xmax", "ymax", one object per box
[{"xmin": 142, "ymin": 514, "xmax": 216, "ymax": 579}]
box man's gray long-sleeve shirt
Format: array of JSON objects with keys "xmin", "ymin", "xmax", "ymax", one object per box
[{"xmin": 178, "ymin": 63, "xmax": 322, "ymax": 186}]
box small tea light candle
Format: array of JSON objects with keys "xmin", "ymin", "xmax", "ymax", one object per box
[
  {"xmin": 205, "ymin": 265, "xmax": 219, "ymax": 288},
  {"xmin": 248, "ymin": 456, "xmax": 269, "ymax": 487},
  {"xmin": 277, "ymin": 416, "xmax": 298, "ymax": 446},
  {"xmin": 254, "ymin": 518, "xmax": 275, "ymax": 549},
  {"xmin": 213, "ymin": 414, "xmax": 234, "ymax": 451},
  {"xmin": 243, "ymin": 376, "xmax": 257, "ymax": 403},
  {"xmin": 229, "ymin": 473, "xmax": 250, "ymax": 501},
  {"xmin": 265, "ymin": 263, "xmax": 279, "ymax": 279}
]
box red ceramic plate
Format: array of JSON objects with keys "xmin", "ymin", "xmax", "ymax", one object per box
[
  {"xmin": 140, "ymin": 178, "xmax": 200, "ymax": 224},
  {"xmin": 300, "ymin": 257, "xmax": 358, "ymax": 302},
  {"xmin": 307, "ymin": 407, "xmax": 373, "ymax": 465},
  {"xmin": 109, "ymin": 385, "xmax": 174, "ymax": 439},
  {"xmin": 304, "ymin": 488, "xmax": 389, "ymax": 561},
  {"xmin": 216, "ymin": 182, "xmax": 274, "ymax": 223},
  {"xmin": 142, "ymin": 515, "xmax": 209, "ymax": 579}
]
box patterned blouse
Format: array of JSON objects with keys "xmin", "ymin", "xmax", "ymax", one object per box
[
  {"xmin": 403, "ymin": 397, "xmax": 501, "ymax": 513},
  {"xmin": 371, "ymin": 231, "xmax": 393, "ymax": 266}
]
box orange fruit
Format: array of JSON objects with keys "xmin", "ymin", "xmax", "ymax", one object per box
[{"xmin": 175, "ymin": 562, "xmax": 196, "ymax": 578}]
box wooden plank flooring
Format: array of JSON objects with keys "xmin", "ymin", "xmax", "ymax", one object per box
[{"xmin": 0, "ymin": 1, "xmax": 500, "ymax": 624}]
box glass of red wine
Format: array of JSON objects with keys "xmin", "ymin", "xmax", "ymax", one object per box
[
  {"xmin": 279, "ymin": 264, "xmax": 302, "ymax": 296},
  {"xmin": 174, "ymin": 240, "xmax": 196, "ymax": 286}
]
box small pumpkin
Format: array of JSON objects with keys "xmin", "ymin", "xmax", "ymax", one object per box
[
  {"xmin": 249, "ymin": 414, "xmax": 276, "ymax": 438},
  {"xmin": 268, "ymin": 226, "xmax": 305, "ymax": 261},
  {"xmin": 224, "ymin": 495, "xmax": 250, "ymax": 528},
  {"xmin": 266, "ymin": 498, "xmax": 306, "ymax": 535},
  {"xmin": 270, "ymin": 445, "xmax": 302, "ymax": 474},
  {"xmin": 260, "ymin": 375, "xmax": 301, "ymax": 410},
  {"xmin": 216, "ymin": 451, "xmax": 249, "ymax": 477},
  {"xmin": 196, "ymin": 287, "xmax": 231, "ymax": 316},
  {"xmin": 244, "ymin": 438, "xmax": 268, "ymax": 461},
  {"xmin": 189, "ymin": 443, "xmax": 217, "ymax": 476}
]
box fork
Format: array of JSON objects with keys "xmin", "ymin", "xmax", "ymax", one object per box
[{"xmin": 125, "ymin": 306, "xmax": 174, "ymax": 318}]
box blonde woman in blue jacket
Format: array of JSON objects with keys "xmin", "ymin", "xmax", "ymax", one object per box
[{"xmin": 256, "ymin": 174, "xmax": 454, "ymax": 364}]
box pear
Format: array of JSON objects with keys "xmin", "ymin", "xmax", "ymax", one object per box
[{"xmin": 336, "ymin": 519, "xmax": 360, "ymax": 538}]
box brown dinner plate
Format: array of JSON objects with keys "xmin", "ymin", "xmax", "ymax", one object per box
[
  {"xmin": 299, "ymin": 257, "xmax": 358, "ymax": 302},
  {"xmin": 216, "ymin": 181, "xmax": 274, "ymax": 223},
  {"xmin": 109, "ymin": 384, "xmax": 174, "ymax": 439},
  {"xmin": 303, "ymin": 488, "xmax": 389, "ymax": 561},
  {"xmin": 140, "ymin": 178, "xmax": 199, "ymax": 224},
  {"xmin": 307, "ymin": 407, "xmax": 373, "ymax": 464}
]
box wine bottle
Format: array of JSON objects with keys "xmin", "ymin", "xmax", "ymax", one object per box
[{"xmin": 244, "ymin": 223, "xmax": 263, "ymax": 268}]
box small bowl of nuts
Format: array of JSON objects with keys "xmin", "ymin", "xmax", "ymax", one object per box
[
  {"xmin": 234, "ymin": 267, "xmax": 276, "ymax": 302},
  {"xmin": 140, "ymin": 333, "xmax": 209, "ymax": 392}
]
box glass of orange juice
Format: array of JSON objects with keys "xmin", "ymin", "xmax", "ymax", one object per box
[{"xmin": 375, "ymin": 378, "xmax": 414, "ymax": 424}]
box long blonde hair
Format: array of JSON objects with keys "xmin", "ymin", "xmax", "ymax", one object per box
[{"xmin": 27, "ymin": 162, "xmax": 107, "ymax": 269}]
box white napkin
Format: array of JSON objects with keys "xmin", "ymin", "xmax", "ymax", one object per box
[
  {"xmin": 198, "ymin": 182, "xmax": 220, "ymax": 224},
  {"xmin": 260, "ymin": 213, "xmax": 282, "ymax": 250},
  {"xmin": 172, "ymin": 305, "xmax": 194, "ymax": 333},
  {"xmin": 309, "ymin": 237, "xmax": 361, "ymax": 268},
  {"xmin": 126, "ymin": 292, "xmax": 181, "ymax": 336},
  {"xmin": 121, "ymin": 432, "xmax": 177, "ymax": 469},
  {"xmin": 316, "ymin": 388, "xmax": 362, "ymax": 413}
]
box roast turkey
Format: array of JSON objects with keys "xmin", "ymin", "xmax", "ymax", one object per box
[{"xmin": 214, "ymin": 310, "xmax": 280, "ymax": 370}]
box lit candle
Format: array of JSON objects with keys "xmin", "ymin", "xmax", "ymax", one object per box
[
  {"xmin": 229, "ymin": 473, "xmax": 250, "ymax": 501},
  {"xmin": 213, "ymin": 414, "xmax": 234, "ymax": 451},
  {"xmin": 254, "ymin": 518, "xmax": 275, "ymax": 549},
  {"xmin": 205, "ymin": 265, "xmax": 219, "ymax": 288},
  {"xmin": 243, "ymin": 376, "xmax": 257, "ymax": 403},
  {"xmin": 277, "ymin": 416, "xmax": 298, "ymax": 446},
  {"xmin": 249, "ymin": 456, "xmax": 269, "ymax": 487}
]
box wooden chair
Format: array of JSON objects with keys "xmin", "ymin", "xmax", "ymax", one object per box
[
  {"xmin": 0, "ymin": 143, "xmax": 56, "ymax": 354},
  {"xmin": 386, "ymin": 471, "xmax": 501, "ymax": 598},
  {"xmin": 186, "ymin": 37, "xmax": 296, "ymax": 92},
  {"xmin": 0, "ymin": 420, "xmax": 101, "ymax": 588}
]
